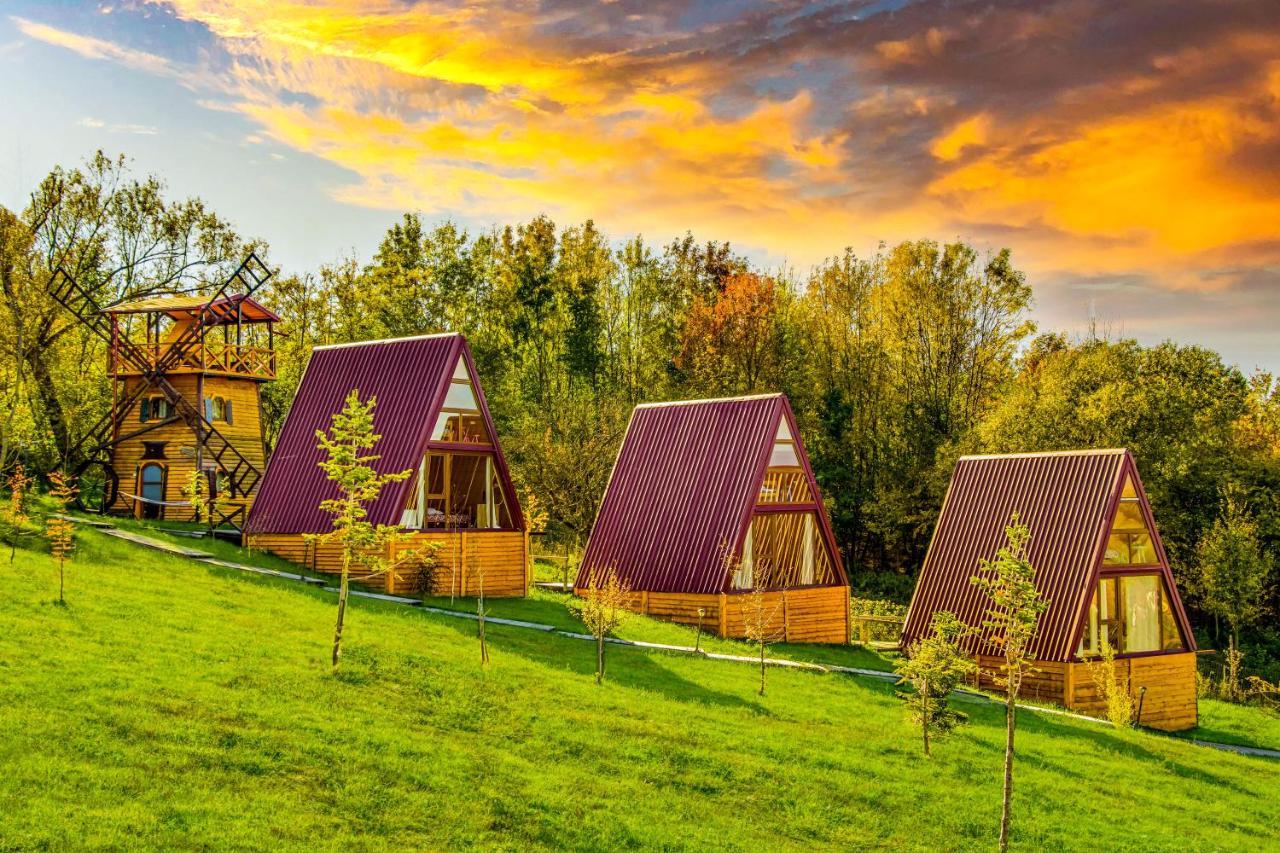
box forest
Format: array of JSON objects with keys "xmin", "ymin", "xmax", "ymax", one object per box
[{"xmin": 2, "ymin": 153, "xmax": 1277, "ymax": 678}]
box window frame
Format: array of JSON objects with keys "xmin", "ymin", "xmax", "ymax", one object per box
[{"xmin": 1078, "ymin": 570, "xmax": 1186, "ymax": 658}]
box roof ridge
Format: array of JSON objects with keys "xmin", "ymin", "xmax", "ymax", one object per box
[
  {"xmin": 635, "ymin": 392, "xmax": 783, "ymax": 409},
  {"xmin": 313, "ymin": 332, "xmax": 460, "ymax": 351},
  {"xmin": 958, "ymin": 448, "xmax": 1128, "ymax": 461}
]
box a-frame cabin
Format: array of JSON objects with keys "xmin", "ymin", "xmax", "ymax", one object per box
[
  {"xmin": 903, "ymin": 449, "xmax": 1198, "ymax": 731},
  {"xmin": 577, "ymin": 394, "xmax": 850, "ymax": 643},
  {"xmin": 244, "ymin": 333, "xmax": 528, "ymax": 597}
]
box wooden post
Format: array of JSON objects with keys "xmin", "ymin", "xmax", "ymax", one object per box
[
  {"xmin": 460, "ymin": 531, "xmax": 468, "ymax": 597},
  {"xmin": 782, "ymin": 590, "xmax": 790, "ymax": 643},
  {"xmin": 384, "ymin": 540, "xmax": 395, "ymax": 594},
  {"xmin": 718, "ymin": 593, "xmax": 728, "ymax": 637},
  {"xmin": 641, "ymin": 590, "xmax": 649, "ymax": 614},
  {"xmin": 524, "ymin": 528, "xmax": 531, "ymax": 592}
]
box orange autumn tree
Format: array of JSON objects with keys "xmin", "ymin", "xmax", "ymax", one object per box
[{"xmin": 676, "ymin": 272, "xmax": 785, "ymax": 394}]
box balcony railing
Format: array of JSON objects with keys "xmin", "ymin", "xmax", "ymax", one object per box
[{"xmin": 113, "ymin": 341, "xmax": 276, "ymax": 379}]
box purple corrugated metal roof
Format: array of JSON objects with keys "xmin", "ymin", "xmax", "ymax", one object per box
[
  {"xmin": 902, "ymin": 449, "xmax": 1195, "ymax": 662},
  {"xmin": 578, "ymin": 393, "xmax": 845, "ymax": 595},
  {"xmin": 245, "ymin": 333, "xmax": 522, "ymax": 534}
]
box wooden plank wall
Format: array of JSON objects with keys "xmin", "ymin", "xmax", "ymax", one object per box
[
  {"xmin": 578, "ymin": 585, "xmax": 850, "ymax": 644},
  {"xmin": 976, "ymin": 654, "xmax": 1070, "ymax": 706},
  {"xmin": 1067, "ymin": 652, "xmax": 1197, "ymax": 732},
  {"xmin": 975, "ymin": 651, "xmax": 1198, "ymax": 731},
  {"xmin": 249, "ymin": 530, "xmax": 529, "ymax": 598},
  {"xmin": 108, "ymin": 374, "xmax": 266, "ymax": 521}
]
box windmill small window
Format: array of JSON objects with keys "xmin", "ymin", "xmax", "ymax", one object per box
[
  {"xmin": 204, "ymin": 396, "xmax": 233, "ymax": 424},
  {"xmin": 140, "ymin": 397, "xmax": 172, "ymax": 422}
]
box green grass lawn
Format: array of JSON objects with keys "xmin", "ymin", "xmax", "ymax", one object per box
[
  {"xmin": 105, "ymin": 515, "xmax": 897, "ymax": 671},
  {"xmin": 3, "ymin": 526, "xmax": 1278, "ymax": 850}
]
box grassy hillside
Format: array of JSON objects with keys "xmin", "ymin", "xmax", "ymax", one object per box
[{"xmin": 1, "ymin": 528, "xmax": 1277, "ymax": 850}]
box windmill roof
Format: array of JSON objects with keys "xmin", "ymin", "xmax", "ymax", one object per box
[{"xmin": 105, "ymin": 294, "xmax": 280, "ymax": 323}]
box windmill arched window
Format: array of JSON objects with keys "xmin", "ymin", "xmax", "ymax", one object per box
[{"xmin": 204, "ymin": 396, "xmax": 233, "ymax": 424}]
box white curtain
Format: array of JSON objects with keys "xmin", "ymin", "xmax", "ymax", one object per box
[{"xmin": 1124, "ymin": 575, "xmax": 1160, "ymax": 652}]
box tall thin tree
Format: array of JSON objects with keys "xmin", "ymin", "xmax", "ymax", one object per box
[
  {"xmin": 971, "ymin": 515, "xmax": 1048, "ymax": 853},
  {"xmin": 310, "ymin": 390, "xmax": 413, "ymax": 670}
]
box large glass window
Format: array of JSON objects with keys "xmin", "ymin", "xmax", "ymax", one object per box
[
  {"xmin": 400, "ymin": 451, "xmax": 513, "ymax": 530},
  {"xmin": 1104, "ymin": 477, "xmax": 1158, "ymax": 565},
  {"xmin": 1079, "ymin": 573, "xmax": 1184, "ymax": 655},
  {"xmin": 732, "ymin": 511, "xmax": 835, "ymax": 590}
]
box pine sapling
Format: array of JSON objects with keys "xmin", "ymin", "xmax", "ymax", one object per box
[
  {"xmin": 309, "ymin": 390, "xmax": 414, "ymax": 671},
  {"xmin": 971, "ymin": 514, "xmax": 1048, "ymax": 853},
  {"xmin": 45, "ymin": 470, "xmax": 79, "ymax": 604},
  {"xmin": 895, "ymin": 610, "xmax": 976, "ymax": 755}
]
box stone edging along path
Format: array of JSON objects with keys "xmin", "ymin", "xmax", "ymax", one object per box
[{"xmin": 70, "ymin": 518, "xmax": 1280, "ymax": 761}]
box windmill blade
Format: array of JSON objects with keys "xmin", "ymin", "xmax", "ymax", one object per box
[
  {"xmin": 225, "ymin": 251, "xmax": 273, "ymax": 298},
  {"xmin": 47, "ymin": 267, "xmax": 112, "ymax": 344}
]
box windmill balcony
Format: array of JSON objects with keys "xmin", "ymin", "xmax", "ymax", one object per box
[{"xmin": 112, "ymin": 341, "xmax": 276, "ymax": 380}]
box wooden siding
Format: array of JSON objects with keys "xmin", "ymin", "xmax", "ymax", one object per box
[
  {"xmin": 249, "ymin": 530, "xmax": 529, "ymax": 598},
  {"xmin": 976, "ymin": 651, "xmax": 1197, "ymax": 731},
  {"xmin": 575, "ymin": 584, "xmax": 850, "ymax": 644},
  {"xmin": 108, "ymin": 374, "xmax": 267, "ymax": 521}
]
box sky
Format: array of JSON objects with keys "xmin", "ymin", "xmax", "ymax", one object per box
[{"xmin": 2, "ymin": 0, "xmax": 1278, "ymax": 370}]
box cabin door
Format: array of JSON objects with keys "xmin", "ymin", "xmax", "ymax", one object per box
[{"xmin": 138, "ymin": 463, "xmax": 166, "ymax": 520}]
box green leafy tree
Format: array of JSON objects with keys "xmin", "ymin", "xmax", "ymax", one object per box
[
  {"xmin": 0, "ymin": 152, "xmax": 257, "ymax": 471},
  {"xmin": 310, "ymin": 390, "xmax": 413, "ymax": 671},
  {"xmin": 971, "ymin": 515, "xmax": 1049, "ymax": 853},
  {"xmin": 895, "ymin": 611, "xmax": 976, "ymax": 755},
  {"xmin": 1196, "ymin": 495, "xmax": 1271, "ymax": 649}
]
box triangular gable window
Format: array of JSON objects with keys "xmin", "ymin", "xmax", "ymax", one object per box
[
  {"xmin": 1103, "ymin": 475, "xmax": 1157, "ymax": 566},
  {"xmin": 431, "ymin": 355, "xmax": 491, "ymax": 445},
  {"xmin": 759, "ymin": 418, "xmax": 811, "ymax": 503}
]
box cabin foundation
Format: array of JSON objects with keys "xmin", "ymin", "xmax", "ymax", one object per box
[
  {"xmin": 250, "ymin": 531, "xmax": 530, "ymax": 598},
  {"xmin": 976, "ymin": 652, "xmax": 1198, "ymax": 731}
]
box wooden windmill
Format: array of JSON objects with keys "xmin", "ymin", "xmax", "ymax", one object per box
[{"xmin": 48, "ymin": 254, "xmax": 277, "ymax": 528}]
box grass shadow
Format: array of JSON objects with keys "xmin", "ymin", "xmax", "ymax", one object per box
[{"xmin": 417, "ymin": 607, "xmax": 769, "ymax": 713}]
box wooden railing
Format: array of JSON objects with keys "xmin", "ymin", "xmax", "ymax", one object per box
[
  {"xmin": 850, "ymin": 614, "xmax": 905, "ymax": 648},
  {"xmin": 113, "ymin": 341, "xmax": 276, "ymax": 379}
]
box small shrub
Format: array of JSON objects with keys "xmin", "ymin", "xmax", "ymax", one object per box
[
  {"xmin": 895, "ymin": 611, "xmax": 976, "ymax": 755},
  {"xmin": 1086, "ymin": 639, "xmax": 1133, "ymax": 728},
  {"xmin": 850, "ymin": 596, "xmax": 908, "ymax": 645},
  {"xmin": 570, "ymin": 565, "xmax": 631, "ymax": 684}
]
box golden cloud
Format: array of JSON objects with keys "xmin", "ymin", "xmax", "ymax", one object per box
[{"xmin": 20, "ymin": 1, "xmax": 1280, "ymax": 292}]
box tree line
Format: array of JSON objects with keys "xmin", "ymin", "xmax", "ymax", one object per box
[{"xmin": 2, "ymin": 153, "xmax": 1277, "ymax": 676}]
